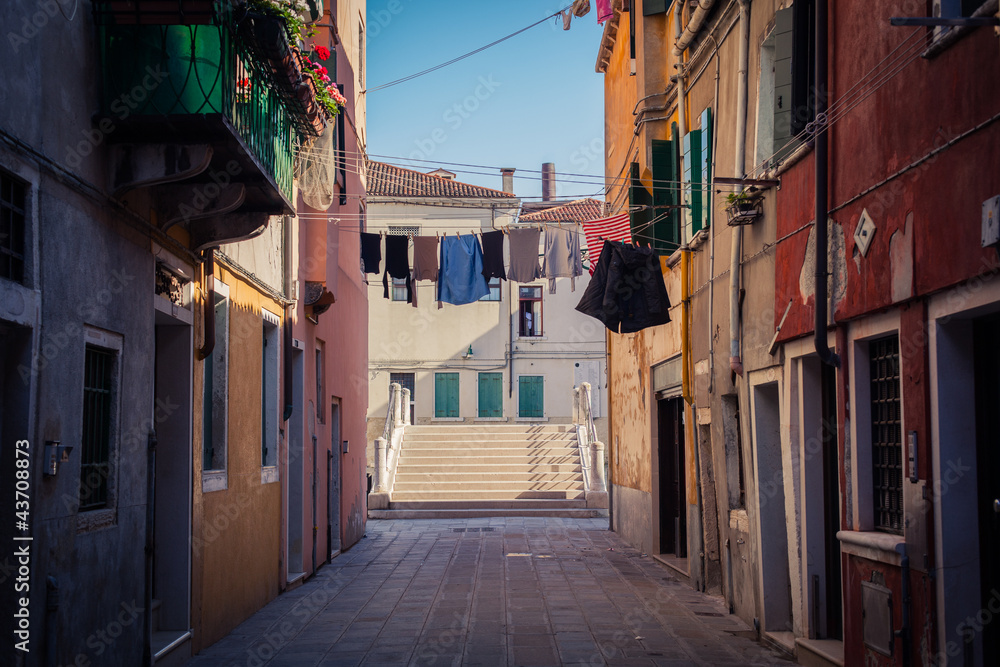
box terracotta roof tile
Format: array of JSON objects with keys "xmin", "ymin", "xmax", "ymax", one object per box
[
  {"xmin": 367, "ymin": 160, "xmax": 516, "ymax": 199},
  {"xmin": 518, "ymin": 198, "xmax": 606, "ymax": 223}
]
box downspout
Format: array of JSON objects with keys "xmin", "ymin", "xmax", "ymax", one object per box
[
  {"xmin": 674, "ymin": 0, "xmax": 720, "ymax": 55},
  {"xmin": 814, "ymin": 0, "xmax": 840, "ymax": 367},
  {"xmin": 897, "ymin": 553, "xmax": 911, "ymax": 665},
  {"xmin": 730, "ymin": 0, "xmax": 751, "ymax": 377},
  {"xmin": 508, "ymin": 279, "xmax": 514, "ymax": 398},
  {"xmin": 44, "ymin": 577, "xmax": 58, "ymax": 667},
  {"xmin": 283, "ymin": 216, "xmax": 294, "ymax": 421},
  {"xmin": 197, "ymin": 251, "xmax": 215, "ymax": 360},
  {"xmin": 681, "ymin": 249, "xmax": 692, "ymax": 405}
]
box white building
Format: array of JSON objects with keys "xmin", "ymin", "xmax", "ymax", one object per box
[{"xmin": 364, "ymin": 161, "xmax": 608, "ymax": 464}]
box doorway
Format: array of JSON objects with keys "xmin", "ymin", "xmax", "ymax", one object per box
[
  {"xmin": 329, "ymin": 398, "xmax": 342, "ymax": 559},
  {"xmin": 287, "ymin": 347, "xmax": 304, "ymax": 581},
  {"xmin": 153, "ymin": 310, "xmax": 192, "ymax": 645},
  {"xmin": 753, "ymin": 382, "xmax": 792, "ymax": 633},
  {"xmin": 973, "ymin": 314, "xmax": 1000, "ymax": 665},
  {"xmin": 657, "ymin": 397, "xmax": 686, "ymax": 557}
]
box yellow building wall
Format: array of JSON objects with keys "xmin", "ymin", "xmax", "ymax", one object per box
[{"xmin": 192, "ymin": 263, "xmax": 284, "ymax": 650}]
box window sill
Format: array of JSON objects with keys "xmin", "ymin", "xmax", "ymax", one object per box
[
  {"xmin": 76, "ymin": 508, "xmax": 117, "ymax": 534},
  {"xmin": 202, "ymin": 470, "xmax": 228, "ymax": 493},
  {"xmin": 475, "ymin": 417, "xmax": 508, "ymax": 422},
  {"xmin": 261, "ymin": 466, "xmax": 279, "ymax": 484},
  {"xmin": 516, "ymin": 336, "xmax": 547, "ymax": 342},
  {"xmin": 516, "ymin": 417, "xmax": 548, "ymax": 422},
  {"xmin": 836, "ymin": 530, "xmax": 905, "ymax": 566},
  {"xmin": 431, "ymin": 417, "xmax": 464, "ymax": 422}
]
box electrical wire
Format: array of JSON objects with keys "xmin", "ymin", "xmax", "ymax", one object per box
[{"xmin": 364, "ymin": 4, "xmax": 573, "ymax": 94}]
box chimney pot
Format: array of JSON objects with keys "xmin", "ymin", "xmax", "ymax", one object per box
[
  {"xmin": 541, "ymin": 163, "xmax": 556, "ymax": 202},
  {"xmin": 501, "ymin": 168, "xmax": 515, "ymax": 194}
]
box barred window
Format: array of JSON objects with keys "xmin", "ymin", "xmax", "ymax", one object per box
[
  {"xmin": 81, "ymin": 345, "xmax": 115, "ymax": 511},
  {"xmin": 870, "ymin": 336, "xmax": 903, "ymax": 534},
  {"xmin": 0, "ymin": 169, "xmax": 27, "ymax": 283}
]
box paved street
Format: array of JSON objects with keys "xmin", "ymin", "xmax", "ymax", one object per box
[{"xmin": 188, "ymin": 518, "xmax": 793, "ymax": 666}]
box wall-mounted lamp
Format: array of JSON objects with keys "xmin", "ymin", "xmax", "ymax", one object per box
[
  {"xmin": 463, "ymin": 345, "xmax": 474, "ymax": 359},
  {"xmin": 44, "ymin": 441, "xmax": 73, "ymax": 477}
]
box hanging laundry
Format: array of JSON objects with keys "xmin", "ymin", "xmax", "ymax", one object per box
[
  {"xmin": 572, "ymin": 0, "xmax": 591, "ymax": 17},
  {"xmin": 581, "ymin": 212, "xmax": 632, "ymax": 275},
  {"xmin": 360, "ymin": 232, "xmax": 381, "ymax": 274},
  {"xmin": 575, "ymin": 241, "xmax": 671, "ymax": 334},
  {"xmin": 437, "ymin": 234, "xmax": 490, "ymax": 305},
  {"xmin": 596, "ymin": 0, "xmax": 613, "ymax": 24},
  {"xmin": 562, "ymin": 9, "xmax": 572, "ymax": 30},
  {"xmin": 382, "ymin": 234, "xmax": 412, "ymax": 303},
  {"xmin": 507, "ymin": 227, "xmax": 542, "ymax": 283},
  {"xmin": 480, "ymin": 230, "xmax": 507, "ymax": 281},
  {"xmin": 542, "ymin": 226, "xmax": 584, "ymax": 293},
  {"xmin": 412, "ymin": 235, "xmax": 439, "ymax": 281}
]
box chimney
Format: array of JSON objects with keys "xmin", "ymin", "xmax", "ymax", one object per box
[
  {"xmin": 541, "ymin": 163, "xmax": 556, "ymax": 202},
  {"xmin": 501, "ymin": 168, "xmax": 515, "ymax": 194}
]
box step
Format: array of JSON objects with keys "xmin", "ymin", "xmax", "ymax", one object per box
[
  {"xmin": 399, "ymin": 447, "xmax": 580, "ymax": 458},
  {"xmin": 370, "ymin": 507, "xmax": 606, "ymax": 519},
  {"xmin": 393, "ymin": 480, "xmax": 585, "ymax": 493},
  {"xmin": 795, "ymin": 638, "xmax": 844, "ymax": 667},
  {"xmin": 404, "ymin": 433, "xmax": 577, "ymax": 443},
  {"xmin": 387, "ymin": 498, "xmax": 590, "ymax": 510},
  {"xmin": 390, "ymin": 489, "xmax": 585, "ymax": 501},
  {"xmin": 397, "ymin": 457, "xmax": 582, "ymax": 469},
  {"xmin": 399, "ymin": 463, "xmax": 583, "ymax": 474},
  {"xmin": 405, "ymin": 424, "xmax": 575, "ymax": 433},
  {"xmin": 395, "ymin": 471, "xmax": 584, "ymax": 483}
]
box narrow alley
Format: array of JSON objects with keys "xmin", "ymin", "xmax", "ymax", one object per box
[{"xmin": 188, "ymin": 518, "xmax": 792, "ymax": 667}]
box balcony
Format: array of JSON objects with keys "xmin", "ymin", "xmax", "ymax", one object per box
[{"xmin": 93, "ymin": 1, "xmax": 331, "ymax": 246}]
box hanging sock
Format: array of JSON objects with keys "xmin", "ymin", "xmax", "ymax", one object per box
[
  {"xmin": 575, "ymin": 241, "xmax": 671, "ymax": 333},
  {"xmin": 480, "ymin": 230, "xmax": 507, "ymax": 281},
  {"xmin": 360, "ymin": 232, "xmax": 382, "ymax": 274},
  {"xmin": 542, "ymin": 226, "xmax": 584, "ymax": 293},
  {"xmin": 382, "ymin": 234, "xmax": 412, "ymax": 302},
  {"xmin": 437, "ymin": 234, "xmax": 490, "ymax": 305},
  {"xmin": 412, "ymin": 235, "xmax": 439, "ymax": 281},
  {"xmin": 507, "ymin": 227, "xmax": 542, "ymax": 283}
]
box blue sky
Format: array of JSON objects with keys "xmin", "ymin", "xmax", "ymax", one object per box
[{"xmin": 365, "ymin": 0, "xmax": 607, "ymax": 201}]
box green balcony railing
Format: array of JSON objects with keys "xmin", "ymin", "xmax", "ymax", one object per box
[{"xmin": 97, "ymin": 8, "xmax": 294, "ymax": 205}]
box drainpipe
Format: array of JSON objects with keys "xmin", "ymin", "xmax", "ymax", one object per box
[
  {"xmin": 143, "ymin": 430, "xmax": 156, "ymax": 667},
  {"xmin": 730, "ymin": 0, "xmax": 751, "ymax": 377},
  {"xmin": 681, "ymin": 249, "xmax": 692, "ymax": 405},
  {"xmin": 198, "ymin": 251, "xmax": 215, "ymax": 360},
  {"xmin": 674, "ymin": 0, "xmax": 720, "ymax": 55},
  {"xmin": 283, "ymin": 216, "xmax": 294, "ymax": 421},
  {"xmin": 814, "ymin": 0, "xmax": 839, "ymax": 367}
]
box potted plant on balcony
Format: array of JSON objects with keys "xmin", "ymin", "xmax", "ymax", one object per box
[{"xmin": 724, "ymin": 189, "xmax": 763, "ymax": 226}]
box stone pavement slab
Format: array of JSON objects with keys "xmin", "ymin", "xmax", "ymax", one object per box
[{"xmin": 186, "ymin": 518, "xmax": 794, "ymax": 666}]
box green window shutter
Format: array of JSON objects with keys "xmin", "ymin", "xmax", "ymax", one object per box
[
  {"xmin": 651, "ymin": 138, "xmax": 679, "ymax": 252},
  {"xmin": 629, "ymin": 162, "xmax": 653, "ymax": 243},
  {"xmin": 700, "ymin": 107, "xmax": 713, "ymax": 230},
  {"xmin": 518, "ymin": 376, "xmax": 544, "ymax": 418},
  {"xmin": 643, "ymin": 0, "xmax": 668, "ymax": 15},
  {"xmin": 435, "ymin": 373, "xmax": 459, "ymax": 418},
  {"xmin": 478, "ymin": 373, "xmax": 503, "ymax": 418},
  {"xmin": 682, "ymin": 129, "xmax": 703, "ymax": 236},
  {"xmin": 791, "ymin": 0, "xmax": 815, "ymax": 138},
  {"xmin": 773, "ymin": 7, "xmax": 795, "ymax": 158}
]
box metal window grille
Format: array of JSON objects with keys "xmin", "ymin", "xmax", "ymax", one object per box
[
  {"xmin": 387, "ymin": 225, "xmax": 419, "ymax": 238},
  {"xmin": 0, "ymin": 170, "xmax": 27, "ymax": 283},
  {"xmin": 81, "ymin": 345, "xmax": 114, "ymax": 511},
  {"xmin": 870, "ymin": 336, "xmax": 903, "ymax": 534}
]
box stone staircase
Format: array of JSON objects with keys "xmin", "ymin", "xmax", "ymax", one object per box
[{"xmin": 368, "ymin": 424, "xmax": 607, "ymax": 519}]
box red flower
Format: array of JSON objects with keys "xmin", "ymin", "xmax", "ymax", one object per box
[
  {"xmin": 315, "ymin": 45, "xmax": 330, "ymax": 61},
  {"xmin": 317, "ymin": 66, "xmax": 328, "ymax": 77}
]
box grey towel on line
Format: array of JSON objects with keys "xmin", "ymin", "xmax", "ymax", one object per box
[
  {"xmin": 542, "ymin": 226, "xmax": 583, "ymax": 293},
  {"xmin": 507, "ymin": 227, "xmax": 542, "ymax": 283}
]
